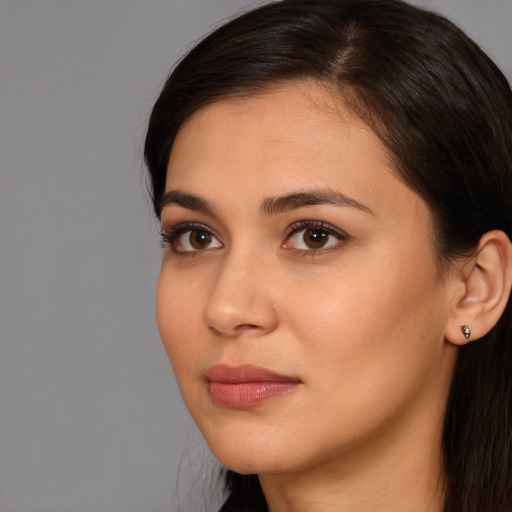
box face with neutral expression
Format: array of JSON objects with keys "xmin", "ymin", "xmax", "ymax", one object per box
[{"xmin": 156, "ymin": 83, "xmax": 459, "ymax": 479}]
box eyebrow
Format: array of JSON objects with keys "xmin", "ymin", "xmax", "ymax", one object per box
[
  {"xmin": 159, "ymin": 190, "xmax": 216, "ymax": 215},
  {"xmin": 260, "ymin": 189, "xmax": 374, "ymax": 216},
  {"xmin": 159, "ymin": 188, "xmax": 374, "ymax": 217}
]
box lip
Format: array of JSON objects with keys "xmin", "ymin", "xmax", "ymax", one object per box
[{"xmin": 206, "ymin": 364, "xmax": 301, "ymax": 408}]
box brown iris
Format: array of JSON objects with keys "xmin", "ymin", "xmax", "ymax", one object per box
[
  {"xmin": 189, "ymin": 229, "xmax": 212, "ymax": 250},
  {"xmin": 303, "ymin": 228, "xmax": 328, "ymax": 249}
]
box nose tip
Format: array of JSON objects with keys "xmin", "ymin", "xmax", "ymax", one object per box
[
  {"xmin": 204, "ymin": 297, "xmax": 279, "ymax": 338},
  {"xmin": 202, "ymin": 261, "xmax": 279, "ymax": 338}
]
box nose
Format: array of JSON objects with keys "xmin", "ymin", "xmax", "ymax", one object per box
[{"xmin": 202, "ymin": 251, "xmax": 279, "ymax": 338}]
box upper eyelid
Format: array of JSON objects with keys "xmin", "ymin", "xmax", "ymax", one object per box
[
  {"xmin": 285, "ymin": 220, "xmax": 349, "ymax": 239},
  {"xmin": 162, "ymin": 221, "xmax": 221, "ymax": 238}
]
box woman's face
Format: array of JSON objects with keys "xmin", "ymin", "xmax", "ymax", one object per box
[{"xmin": 157, "ymin": 83, "xmax": 459, "ymax": 477}]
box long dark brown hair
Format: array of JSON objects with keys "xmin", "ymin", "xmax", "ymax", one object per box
[{"xmin": 144, "ymin": 1, "xmax": 512, "ymax": 510}]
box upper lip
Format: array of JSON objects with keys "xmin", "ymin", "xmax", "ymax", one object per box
[{"xmin": 206, "ymin": 364, "xmax": 300, "ymax": 384}]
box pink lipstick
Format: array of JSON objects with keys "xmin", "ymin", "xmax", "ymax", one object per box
[{"xmin": 206, "ymin": 364, "xmax": 300, "ymax": 408}]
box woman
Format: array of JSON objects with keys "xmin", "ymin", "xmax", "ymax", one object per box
[{"xmin": 144, "ymin": 0, "xmax": 512, "ymax": 511}]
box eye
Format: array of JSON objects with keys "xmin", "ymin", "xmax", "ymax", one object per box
[
  {"xmin": 283, "ymin": 221, "xmax": 348, "ymax": 251},
  {"xmin": 179, "ymin": 229, "xmax": 222, "ymax": 252},
  {"xmin": 161, "ymin": 223, "xmax": 223, "ymax": 254}
]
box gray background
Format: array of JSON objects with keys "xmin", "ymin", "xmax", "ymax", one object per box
[{"xmin": 0, "ymin": 1, "xmax": 510, "ymax": 511}]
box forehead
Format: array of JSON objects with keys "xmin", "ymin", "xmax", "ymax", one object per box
[
  {"xmin": 171, "ymin": 84, "xmax": 390, "ymax": 167},
  {"xmin": 166, "ymin": 83, "xmax": 397, "ymax": 206},
  {"xmin": 178, "ymin": 82, "xmax": 380, "ymax": 143}
]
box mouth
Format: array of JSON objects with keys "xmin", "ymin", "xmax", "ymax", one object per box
[{"xmin": 205, "ymin": 364, "xmax": 301, "ymax": 408}]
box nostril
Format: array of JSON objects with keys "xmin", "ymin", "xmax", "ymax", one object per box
[
  {"xmin": 208, "ymin": 323, "xmax": 261, "ymax": 337},
  {"xmin": 208, "ymin": 325, "xmax": 223, "ymax": 336},
  {"xmin": 235, "ymin": 324, "xmax": 260, "ymax": 331}
]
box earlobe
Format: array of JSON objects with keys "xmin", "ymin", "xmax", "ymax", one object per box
[{"xmin": 445, "ymin": 230, "xmax": 512, "ymax": 346}]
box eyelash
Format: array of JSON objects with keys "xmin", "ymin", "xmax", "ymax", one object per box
[
  {"xmin": 160, "ymin": 222, "xmax": 221, "ymax": 254},
  {"xmin": 283, "ymin": 220, "xmax": 350, "ymax": 254},
  {"xmin": 160, "ymin": 220, "xmax": 349, "ymax": 255}
]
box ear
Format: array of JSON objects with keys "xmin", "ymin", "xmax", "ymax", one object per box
[{"xmin": 445, "ymin": 230, "xmax": 512, "ymax": 345}]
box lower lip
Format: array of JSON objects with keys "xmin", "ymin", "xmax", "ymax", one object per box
[{"xmin": 208, "ymin": 381, "xmax": 299, "ymax": 408}]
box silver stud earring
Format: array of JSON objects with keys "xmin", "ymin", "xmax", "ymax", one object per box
[{"xmin": 461, "ymin": 325, "xmax": 471, "ymax": 340}]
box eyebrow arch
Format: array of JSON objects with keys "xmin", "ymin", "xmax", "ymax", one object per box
[
  {"xmin": 159, "ymin": 188, "xmax": 374, "ymax": 217},
  {"xmin": 261, "ymin": 189, "xmax": 374, "ymax": 216},
  {"xmin": 159, "ymin": 190, "xmax": 216, "ymax": 215}
]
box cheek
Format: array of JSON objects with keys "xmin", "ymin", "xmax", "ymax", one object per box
[
  {"xmin": 283, "ymin": 247, "xmax": 446, "ymax": 393},
  {"xmin": 156, "ymin": 270, "xmax": 204, "ymax": 372}
]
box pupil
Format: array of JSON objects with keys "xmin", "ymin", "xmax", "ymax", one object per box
[
  {"xmin": 190, "ymin": 230, "xmax": 211, "ymax": 249},
  {"xmin": 304, "ymin": 229, "xmax": 327, "ymax": 248}
]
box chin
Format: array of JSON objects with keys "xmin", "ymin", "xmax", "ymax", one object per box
[
  {"xmin": 214, "ymin": 452, "xmax": 290, "ymax": 476},
  {"xmin": 198, "ymin": 422, "xmax": 295, "ymax": 476}
]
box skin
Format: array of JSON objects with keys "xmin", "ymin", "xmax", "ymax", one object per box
[{"xmin": 156, "ymin": 83, "xmax": 462, "ymax": 512}]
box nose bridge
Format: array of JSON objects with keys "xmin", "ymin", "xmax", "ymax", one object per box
[{"xmin": 203, "ymin": 245, "xmax": 278, "ymax": 337}]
